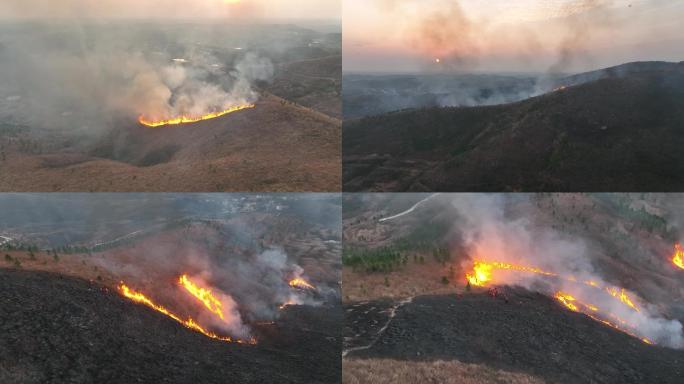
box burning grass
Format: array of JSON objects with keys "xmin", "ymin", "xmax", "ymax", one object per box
[
  {"xmin": 289, "ymin": 277, "xmax": 316, "ymax": 291},
  {"xmin": 464, "ymin": 259, "xmax": 651, "ymax": 344},
  {"xmin": 672, "ymin": 243, "xmax": 684, "ymax": 270},
  {"xmin": 138, "ymin": 104, "xmax": 255, "ymax": 127},
  {"xmin": 118, "ymin": 280, "xmax": 255, "ymax": 344},
  {"xmin": 179, "ymin": 274, "xmax": 226, "ymax": 321}
]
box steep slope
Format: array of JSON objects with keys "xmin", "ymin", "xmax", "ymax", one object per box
[
  {"xmin": 343, "ymin": 62, "xmax": 684, "ymax": 192},
  {"xmin": 0, "ymin": 269, "xmax": 341, "ymax": 384}
]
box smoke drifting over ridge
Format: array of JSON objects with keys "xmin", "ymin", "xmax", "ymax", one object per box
[
  {"xmin": 0, "ymin": 24, "xmax": 274, "ymax": 135},
  {"xmin": 0, "ymin": 194, "xmax": 341, "ymax": 341},
  {"xmin": 342, "ymin": 0, "xmax": 683, "ymax": 118},
  {"xmin": 448, "ymin": 194, "xmax": 684, "ymax": 348},
  {"xmin": 345, "ymin": 0, "xmax": 684, "ymax": 74}
]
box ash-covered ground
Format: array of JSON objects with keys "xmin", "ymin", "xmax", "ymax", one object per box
[
  {"xmin": 0, "ymin": 269, "xmax": 341, "ymax": 384},
  {"xmin": 342, "ymin": 193, "xmax": 684, "ymax": 383},
  {"xmin": 344, "ymin": 288, "xmax": 684, "ymax": 384},
  {"xmin": 0, "ymin": 193, "xmax": 342, "ymax": 384}
]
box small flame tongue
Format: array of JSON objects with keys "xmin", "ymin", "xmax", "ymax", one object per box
[
  {"xmin": 178, "ymin": 274, "xmax": 225, "ymax": 321},
  {"xmin": 289, "ymin": 278, "xmax": 315, "ymax": 291},
  {"xmin": 673, "ymin": 244, "xmax": 684, "ymax": 270}
]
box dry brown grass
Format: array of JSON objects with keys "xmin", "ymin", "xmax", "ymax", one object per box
[
  {"xmin": 343, "ymin": 358, "xmax": 546, "ymax": 384},
  {"xmin": 0, "ymin": 250, "xmax": 117, "ymax": 287},
  {"xmin": 342, "ymin": 260, "xmax": 466, "ymax": 303},
  {"xmin": 0, "ymin": 94, "xmax": 340, "ymax": 192}
]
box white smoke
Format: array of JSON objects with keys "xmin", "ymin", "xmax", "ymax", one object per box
[
  {"xmin": 0, "ymin": 27, "xmax": 274, "ymax": 133},
  {"xmin": 184, "ymin": 273, "xmax": 252, "ymax": 340},
  {"xmin": 451, "ymin": 194, "xmax": 684, "ymax": 349}
]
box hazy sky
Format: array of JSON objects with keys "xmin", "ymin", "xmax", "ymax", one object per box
[
  {"xmin": 344, "ymin": 0, "xmax": 684, "ymax": 73},
  {"xmin": 0, "ymin": 0, "xmax": 340, "ymax": 20}
]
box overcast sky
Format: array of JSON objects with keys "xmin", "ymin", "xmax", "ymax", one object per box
[
  {"xmin": 344, "ymin": 0, "xmax": 684, "ymax": 73},
  {"xmin": 0, "ymin": 0, "xmax": 340, "ymax": 20}
]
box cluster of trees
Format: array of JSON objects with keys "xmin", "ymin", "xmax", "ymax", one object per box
[
  {"xmin": 1, "ymin": 243, "xmax": 39, "ymax": 253},
  {"xmin": 595, "ymin": 194, "xmax": 673, "ymax": 238},
  {"xmin": 343, "ymin": 247, "xmax": 406, "ymax": 273},
  {"xmin": 4, "ymin": 253, "xmax": 21, "ymax": 268},
  {"xmin": 1, "ymin": 241, "xmax": 87, "ymax": 261},
  {"xmin": 343, "ymin": 244, "xmax": 453, "ymax": 274},
  {"xmin": 431, "ymin": 246, "xmax": 451, "ymax": 265}
]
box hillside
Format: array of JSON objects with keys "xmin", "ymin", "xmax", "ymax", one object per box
[
  {"xmin": 343, "ymin": 62, "xmax": 684, "ymax": 192},
  {"xmin": 344, "ymin": 290, "xmax": 684, "ymax": 384},
  {"xmin": 341, "ymin": 193, "xmax": 684, "ymax": 383},
  {"xmin": 0, "ymin": 269, "xmax": 340, "ymax": 384},
  {"xmin": 0, "ymin": 93, "xmax": 341, "ymax": 192}
]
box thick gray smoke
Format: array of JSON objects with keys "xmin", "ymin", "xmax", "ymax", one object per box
[
  {"xmin": 0, "ymin": 194, "xmax": 339, "ymax": 341},
  {"xmin": 344, "ymin": 0, "xmax": 646, "ymax": 117},
  {"xmin": 449, "ymin": 194, "xmax": 684, "ymax": 349},
  {"xmin": 95, "ymin": 245, "xmax": 323, "ymax": 339},
  {"xmin": 0, "ymin": 24, "xmax": 273, "ymax": 136}
]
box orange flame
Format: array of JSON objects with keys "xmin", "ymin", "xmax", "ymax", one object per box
[
  {"xmin": 178, "ymin": 274, "xmax": 225, "ymax": 321},
  {"xmin": 118, "ymin": 282, "xmax": 254, "ymax": 344},
  {"xmin": 138, "ymin": 104, "xmax": 255, "ymax": 127},
  {"xmin": 465, "ymin": 260, "xmax": 650, "ymax": 344},
  {"xmin": 555, "ymin": 291, "xmax": 579, "ymax": 312},
  {"xmin": 555, "ymin": 291, "xmax": 651, "ymax": 344},
  {"xmin": 465, "ymin": 260, "xmax": 640, "ymax": 312},
  {"xmin": 673, "ymin": 243, "xmax": 684, "ymax": 270},
  {"xmin": 289, "ymin": 278, "xmax": 315, "ymax": 290},
  {"xmin": 466, "ymin": 260, "xmax": 556, "ymax": 287},
  {"xmin": 605, "ymin": 287, "xmax": 640, "ymax": 312}
]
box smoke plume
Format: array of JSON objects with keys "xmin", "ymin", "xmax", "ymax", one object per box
[
  {"xmin": 450, "ymin": 194, "xmax": 684, "ymax": 348},
  {"xmin": 0, "ymin": 23, "xmax": 273, "ymax": 137}
]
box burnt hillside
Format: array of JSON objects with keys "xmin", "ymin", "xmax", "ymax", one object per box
[
  {"xmin": 0, "ymin": 269, "xmax": 341, "ymax": 384},
  {"xmin": 343, "ymin": 61, "xmax": 684, "ymax": 192},
  {"xmin": 344, "ymin": 289, "xmax": 684, "ymax": 384}
]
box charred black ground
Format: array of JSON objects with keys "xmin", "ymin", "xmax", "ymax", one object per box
[
  {"xmin": 343, "ymin": 61, "xmax": 684, "ymax": 192},
  {"xmin": 0, "ymin": 269, "xmax": 341, "ymax": 384},
  {"xmin": 344, "ymin": 288, "xmax": 684, "ymax": 384}
]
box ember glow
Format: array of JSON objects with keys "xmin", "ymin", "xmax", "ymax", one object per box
[
  {"xmin": 289, "ymin": 278, "xmax": 315, "ymax": 291},
  {"xmin": 673, "ymin": 243, "xmax": 684, "ymax": 270},
  {"xmin": 118, "ymin": 282, "xmax": 253, "ymax": 344},
  {"xmin": 279, "ymin": 298, "xmax": 298, "ymax": 310},
  {"xmin": 178, "ymin": 274, "xmax": 225, "ymax": 320},
  {"xmin": 138, "ymin": 104, "xmax": 255, "ymax": 127}
]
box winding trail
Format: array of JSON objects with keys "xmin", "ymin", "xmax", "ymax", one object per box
[
  {"xmin": 378, "ymin": 194, "xmax": 440, "ymax": 223},
  {"xmin": 0, "ymin": 235, "xmax": 13, "ymax": 245},
  {"xmin": 342, "ymin": 296, "xmax": 414, "ymax": 357}
]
